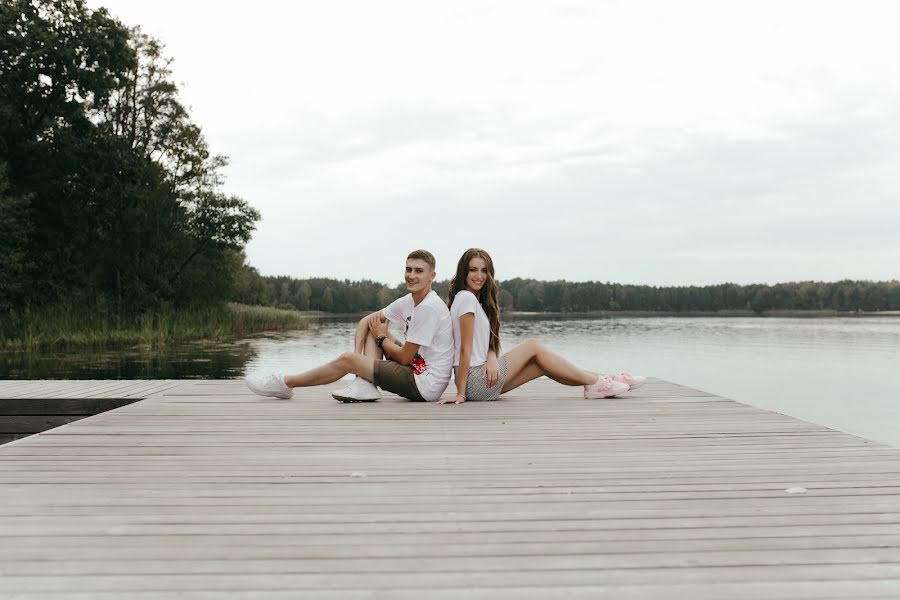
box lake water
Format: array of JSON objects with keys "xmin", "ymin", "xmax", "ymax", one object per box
[{"xmin": 2, "ymin": 317, "xmax": 899, "ymax": 447}]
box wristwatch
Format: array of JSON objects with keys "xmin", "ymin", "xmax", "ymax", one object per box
[{"xmin": 375, "ymin": 335, "xmax": 387, "ymax": 348}]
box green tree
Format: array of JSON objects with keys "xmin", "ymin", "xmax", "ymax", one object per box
[
  {"xmin": 321, "ymin": 287, "xmax": 335, "ymax": 312},
  {"xmin": 0, "ymin": 0, "xmax": 133, "ymax": 144},
  {"xmin": 296, "ymin": 282, "xmax": 312, "ymax": 311},
  {"xmin": 0, "ymin": 163, "xmax": 32, "ymax": 312},
  {"xmin": 0, "ymin": 0, "xmax": 135, "ymax": 306},
  {"xmin": 0, "ymin": 2, "xmax": 259, "ymax": 317},
  {"xmin": 518, "ymin": 281, "xmax": 545, "ymax": 311}
]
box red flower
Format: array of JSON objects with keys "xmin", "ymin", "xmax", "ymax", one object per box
[{"xmin": 410, "ymin": 354, "xmax": 427, "ymax": 375}]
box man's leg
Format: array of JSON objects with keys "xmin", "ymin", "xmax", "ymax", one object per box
[
  {"xmin": 247, "ymin": 318, "xmax": 385, "ymax": 401},
  {"xmin": 354, "ymin": 313, "xmax": 385, "ymax": 358},
  {"xmin": 351, "ymin": 315, "xmax": 384, "ymax": 389},
  {"xmin": 353, "ymin": 316, "xmax": 370, "ymax": 354},
  {"xmin": 284, "ymin": 352, "xmax": 375, "ymax": 388}
]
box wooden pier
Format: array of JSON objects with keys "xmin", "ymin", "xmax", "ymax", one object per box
[{"xmin": 1, "ymin": 377, "xmax": 899, "ymax": 599}]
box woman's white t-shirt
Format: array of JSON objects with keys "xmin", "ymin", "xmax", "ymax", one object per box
[
  {"xmin": 450, "ymin": 290, "xmax": 491, "ymax": 368},
  {"xmin": 382, "ymin": 290, "xmax": 454, "ymax": 401}
]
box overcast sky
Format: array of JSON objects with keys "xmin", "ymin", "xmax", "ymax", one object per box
[{"xmin": 90, "ymin": 0, "xmax": 900, "ymax": 286}]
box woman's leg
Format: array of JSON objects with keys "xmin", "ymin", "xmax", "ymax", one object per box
[
  {"xmin": 501, "ymin": 338, "xmax": 597, "ymax": 393},
  {"xmin": 501, "ymin": 361, "xmax": 544, "ymax": 393},
  {"xmin": 284, "ymin": 352, "xmax": 375, "ymax": 388}
]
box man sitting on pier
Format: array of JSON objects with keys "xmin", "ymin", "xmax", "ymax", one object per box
[{"xmin": 246, "ymin": 249, "xmax": 455, "ymax": 402}]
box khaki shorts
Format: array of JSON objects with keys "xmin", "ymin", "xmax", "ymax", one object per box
[{"xmin": 373, "ymin": 358, "xmax": 426, "ymax": 402}]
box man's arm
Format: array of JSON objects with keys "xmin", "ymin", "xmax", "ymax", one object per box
[
  {"xmin": 368, "ymin": 315, "xmax": 420, "ymax": 365},
  {"xmin": 381, "ymin": 338, "xmax": 421, "ymax": 366}
]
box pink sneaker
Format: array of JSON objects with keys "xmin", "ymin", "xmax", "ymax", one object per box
[
  {"xmin": 610, "ymin": 372, "xmax": 647, "ymax": 391},
  {"xmin": 584, "ymin": 375, "xmax": 630, "ymax": 399}
]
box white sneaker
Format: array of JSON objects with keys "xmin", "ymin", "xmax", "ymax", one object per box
[
  {"xmin": 332, "ymin": 377, "xmax": 381, "ymax": 402},
  {"xmin": 246, "ymin": 373, "xmax": 293, "ymax": 399},
  {"xmin": 331, "ymin": 382, "xmax": 354, "ymax": 398}
]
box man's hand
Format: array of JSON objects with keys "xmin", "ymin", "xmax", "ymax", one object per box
[
  {"xmin": 368, "ymin": 311, "xmax": 388, "ymax": 338},
  {"xmin": 438, "ymin": 394, "xmax": 466, "ymax": 405},
  {"xmin": 484, "ymin": 354, "xmax": 500, "ymax": 387}
]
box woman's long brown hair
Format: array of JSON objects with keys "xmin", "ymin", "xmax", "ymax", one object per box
[{"xmin": 448, "ymin": 248, "xmax": 501, "ymax": 355}]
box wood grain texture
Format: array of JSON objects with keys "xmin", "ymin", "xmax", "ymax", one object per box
[{"xmin": 1, "ymin": 376, "xmax": 898, "ymax": 599}]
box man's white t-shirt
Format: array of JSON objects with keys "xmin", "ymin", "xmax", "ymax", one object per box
[
  {"xmin": 382, "ymin": 290, "xmax": 454, "ymax": 401},
  {"xmin": 450, "ymin": 290, "xmax": 490, "ymax": 368}
]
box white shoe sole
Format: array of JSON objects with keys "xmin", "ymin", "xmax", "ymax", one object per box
[{"xmin": 250, "ymin": 388, "xmax": 293, "ymax": 400}]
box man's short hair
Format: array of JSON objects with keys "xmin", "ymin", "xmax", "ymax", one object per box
[{"xmin": 407, "ymin": 249, "xmax": 436, "ymax": 271}]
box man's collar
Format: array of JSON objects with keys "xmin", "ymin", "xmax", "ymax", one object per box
[{"xmin": 411, "ymin": 288, "xmax": 432, "ymax": 306}]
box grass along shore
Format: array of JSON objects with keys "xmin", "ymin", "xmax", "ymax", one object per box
[{"xmin": 0, "ymin": 303, "xmax": 308, "ymax": 351}]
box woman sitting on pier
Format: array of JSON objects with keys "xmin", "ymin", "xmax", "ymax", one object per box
[{"xmin": 439, "ymin": 248, "xmax": 646, "ymax": 404}]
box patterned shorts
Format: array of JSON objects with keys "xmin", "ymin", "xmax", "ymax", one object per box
[{"xmin": 463, "ymin": 355, "xmax": 509, "ymax": 401}]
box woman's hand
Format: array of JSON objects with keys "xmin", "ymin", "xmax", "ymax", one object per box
[
  {"xmin": 484, "ymin": 354, "xmax": 500, "ymax": 387},
  {"xmin": 439, "ymin": 394, "xmax": 466, "ymax": 405}
]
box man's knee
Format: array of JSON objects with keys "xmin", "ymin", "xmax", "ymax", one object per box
[
  {"xmin": 337, "ymin": 351, "xmax": 357, "ymax": 367},
  {"xmin": 358, "ymin": 313, "xmax": 378, "ymax": 334},
  {"xmin": 338, "ymin": 351, "xmax": 375, "ymax": 374}
]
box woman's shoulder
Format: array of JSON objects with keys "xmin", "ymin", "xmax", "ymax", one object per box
[
  {"xmin": 451, "ymin": 289, "xmax": 478, "ymax": 303},
  {"xmin": 450, "ymin": 290, "xmax": 479, "ymax": 311}
]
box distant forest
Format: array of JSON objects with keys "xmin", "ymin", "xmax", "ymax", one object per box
[{"xmin": 235, "ymin": 267, "xmax": 900, "ymax": 314}]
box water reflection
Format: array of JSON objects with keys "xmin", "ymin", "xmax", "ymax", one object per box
[{"xmin": 0, "ymin": 339, "xmax": 258, "ymax": 379}]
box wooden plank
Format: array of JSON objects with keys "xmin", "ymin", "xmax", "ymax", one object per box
[
  {"xmin": 4, "ymin": 533, "xmax": 900, "ymax": 559},
  {"xmin": 6, "ymin": 548, "xmax": 900, "ymax": 576},
  {"xmin": 0, "ymin": 380, "xmax": 183, "ymax": 400},
  {"xmin": 0, "ymin": 380, "xmax": 68, "ymax": 399},
  {"xmin": 2, "ymin": 567, "xmax": 900, "ymax": 593},
  {"xmin": 0, "ymin": 377, "xmax": 898, "ymax": 598},
  {"xmin": 1, "ymin": 584, "xmax": 899, "ymax": 600},
  {"xmin": 0, "ymin": 380, "xmax": 37, "ymax": 395},
  {"xmin": 40, "ymin": 380, "xmax": 129, "ymax": 399}
]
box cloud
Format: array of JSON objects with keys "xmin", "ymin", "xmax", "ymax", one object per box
[{"xmin": 92, "ymin": 0, "xmax": 900, "ymax": 284}]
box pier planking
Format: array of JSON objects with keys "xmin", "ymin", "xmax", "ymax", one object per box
[{"xmin": 1, "ymin": 377, "xmax": 899, "ymax": 599}]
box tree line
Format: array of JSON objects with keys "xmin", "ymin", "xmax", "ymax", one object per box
[
  {"xmin": 2, "ymin": 1, "xmax": 896, "ymax": 334},
  {"xmin": 498, "ymin": 278, "xmax": 900, "ymax": 313},
  {"xmin": 236, "ymin": 267, "xmax": 900, "ymax": 314},
  {"xmin": 0, "ymin": 0, "xmax": 258, "ymax": 319}
]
